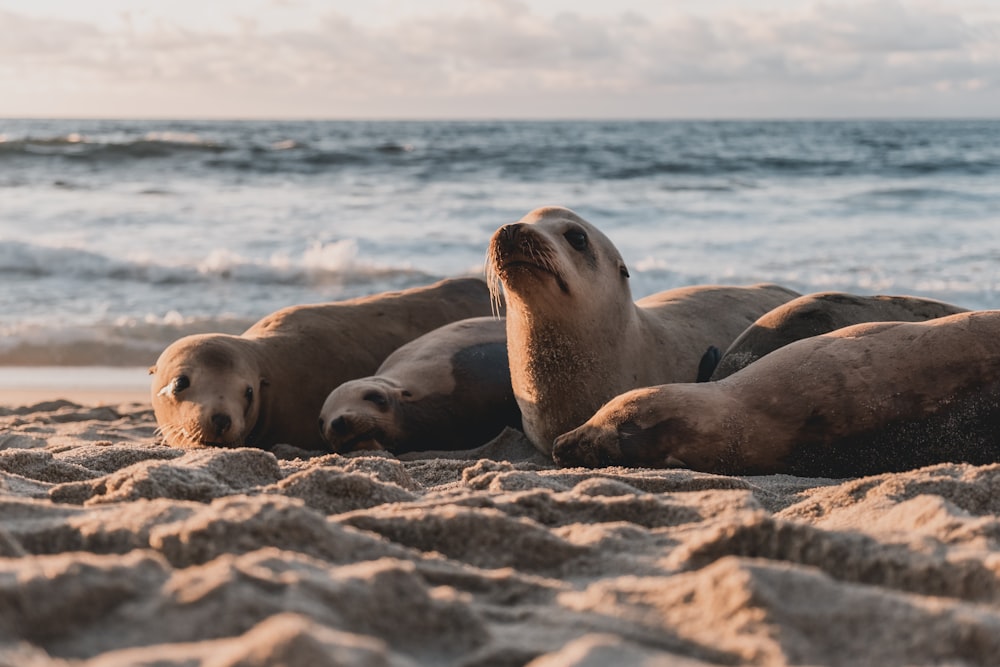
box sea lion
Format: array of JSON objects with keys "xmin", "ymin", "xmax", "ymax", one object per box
[
  {"xmin": 318, "ymin": 316, "xmax": 519, "ymax": 454},
  {"xmin": 150, "ymin": 278, "xmax": 495, "ymax": 450},
  {"xmin": 553, "ymin": 311, "xmax": 1000, "ymax": 478},
  {"xmin": 709, "ymin": 292, "xmax": 969, "ymax": 380},
  {"xmin": 485, "ymin": 205, "xmax": 800, "ymax": 455}
]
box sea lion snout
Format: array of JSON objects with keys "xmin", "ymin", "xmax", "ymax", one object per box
[
  {"xmin": 498, "ymin": 223, "xmax": 524, "ymax": 245},
  {"xmin": 327, "ymin": 415, "xmax": 349, "ymax": 437},
  {"xmin": 319, "ymin": 414, "xmax": 347, "ymax": 446},
  {"xmin": 552, "ymin": 426, "xmax": 622, "ymax": 468},
  {"xmin": 210, "ymin": 413, "xmax": 232, "ymax": 437},
  {"xmin": 319, "ymin": 410, "xmax": 386, "ymax": 452},
  {"xmin": 493, "ymin": 222, "xmax": 537, "ymax": 260}
]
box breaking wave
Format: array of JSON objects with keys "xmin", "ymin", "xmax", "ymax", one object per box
[{"xmin": 0, "ymin": 240, "xmax": 431, "ymax": 288}]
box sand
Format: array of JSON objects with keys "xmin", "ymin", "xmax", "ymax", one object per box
[
  {"xmin": 3, "ymin": 394, "xmax": 1000, "ymax": 666},
  {"xmin": 0, "ymin": 368, "xmax": 149, "ymax": 407}
]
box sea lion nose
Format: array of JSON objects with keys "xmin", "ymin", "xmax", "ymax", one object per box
[
  {"xmin": 330, "ymin": 416, "xmax": 350, "ymax": 436},
  {"xmin": 499, "ymin": 223, "xmax": 523, "ymax": 244},
  {"xmin": 211, "ymin": 413, "xmax": 232, "ymax": 436}
]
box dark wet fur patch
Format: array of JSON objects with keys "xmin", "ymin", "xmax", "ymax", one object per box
[
  {"xmin": 452, "ymin": 342, "xmax": 512, "ymax": 390},
  {"xmin": 782, "ymin": 382, "xmax": 1000, "ymax": 477},
  {"xmin": 392, "ymin": 341, "xmax": 520, "ymax": 454}
]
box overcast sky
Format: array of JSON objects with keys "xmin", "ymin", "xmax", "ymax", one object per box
[{"xmin": 2, "ymin": 0, "xmax": 997, "ymax": 119}]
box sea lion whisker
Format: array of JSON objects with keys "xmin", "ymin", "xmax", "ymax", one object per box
[
  {"xmin": 497, "ymin": 240, "xmax": 570, "ymax": 295},
  {"xmin": 158, "ymin": 422, "xmax": 183, "ymax": 442},
  {"xmin": 157, "ymin": 422, "xmax": 200, "ymax": 449},
  {"xmin": 485, "ymin": 254, "xmax": 505, "ymax": 318},
  {"xmin": 519, "ymin": 239, "xmax": 572, "ymax": 295},
  {"xmin": 179, "ymin": 425, "xmax": 205, "ymax": 448},
  {"xmin": 183, "ymin": 419, "xmax": 247, "ymax": 448}
]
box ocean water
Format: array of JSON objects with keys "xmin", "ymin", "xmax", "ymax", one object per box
[{"xmin": 1, "ymin": 119, "xmax": 999, "ymax": 368}]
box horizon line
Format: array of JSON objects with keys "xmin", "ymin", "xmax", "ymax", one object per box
[{"xmin": 3, "ymin": 114, "xmax": 999, "ymax": 123}]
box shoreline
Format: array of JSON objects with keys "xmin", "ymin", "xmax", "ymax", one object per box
[{"xmin": 0, "ymin": 366, "xmax": 150, "ymax": 407}]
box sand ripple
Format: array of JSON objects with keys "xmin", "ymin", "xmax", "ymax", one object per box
[{"xmin": 2, "ymin": 401, "xmax": 1000, "ymax": 665}]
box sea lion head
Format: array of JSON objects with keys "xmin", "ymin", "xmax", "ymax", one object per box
[
  {"xmin": 150, "ymin": 334, "xmax": 265, "ymax": 448},
  {"xmin": 485, "ymin": 206, "xmax": 638, "ymax": 453},
  {"xmin": 552, "ymin": 386, "xmax": 715, "ymax": 469},
  {"xmin": 317, "ymin": 377, "xmax": 406, "ymax": 453},
  {"xmin": 485, "ymin": 206, "xmax": 631, "ymax": 317}
]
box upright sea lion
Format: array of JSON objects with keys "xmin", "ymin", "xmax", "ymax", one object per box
[
  {"xmin": 485, "ymin": 205, "xmax": 799, "ymax": 454},
  {"xmin": 553, "ymin": 311, "xmax": 1000, "ymax": 478},
  {"xmin": 709, "ymin": 292, "xmax": 968, "ymax": 380},
  {"xmin": 318, "ymin": 316, "xmax": 519, "ymax": 454},
  {"xmin": 150, "ymin": 278, "xmax": 495, "ymax": 450}
]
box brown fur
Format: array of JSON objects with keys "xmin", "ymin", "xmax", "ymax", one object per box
[
  {"xmin": 554, "ymin": 311, "xmax": 1000, "ymax": 477},
  {"xmin": 318, "ymin": 317, "xmax": 519, "ymax": 454},
  {"xmin": 710, "ymin": 292, "xmax": 969, "ymax": 380},
  {"xmin": 150, "ymin": 278, "xmax": 495, "ymax": 450},
  {"xmin": 485, "ymin": 206, "xmax": 799, "ymax": 454}
]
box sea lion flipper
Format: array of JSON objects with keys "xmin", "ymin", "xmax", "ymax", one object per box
[{"xmin": 696, "ymin": 346, "xmax": 722, "ymax": 383}]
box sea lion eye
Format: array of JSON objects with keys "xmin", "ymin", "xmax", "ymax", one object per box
[
  {"xmin": 363, "ymin": 391, "xmax": 388, "ymax": 407},
  {"xmin": 173, "ymin": 375, "xmax": 190, "ymax": 394},
  {"xmin": 564, "ymin": 229, "xmax": 588, "ymax": 251},
  {"xmin": 245, "ymin": 386, "xmax": 254, "ymax": 404}
]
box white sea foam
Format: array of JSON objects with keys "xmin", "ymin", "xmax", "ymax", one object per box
[
  {"xmin": 2, "ymin": 118, "xmax": 998, "ymax": 366},
  {"xmin": 301, "ymin": 239, "xmax": 361, "ymax": 271},
  {"xmin": 142, "ymin": 131, "xmax": 210, "ymax": 145}
]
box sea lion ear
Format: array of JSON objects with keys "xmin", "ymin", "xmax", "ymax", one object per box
[
  {"xmin": 620, "ymin": 262, "xmax": 630, "ymax": 279},
  {"xmin": 260, "ymin": 377, "xmax": 270, "ymax": 387},
  {"xmin": 148, "ymin": 366, "xmax": 157, "ymax": 375}
]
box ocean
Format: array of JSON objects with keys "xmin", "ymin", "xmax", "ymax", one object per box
[{"xmin": 2, "ymin": 119, "xmax": 999, "ymax": 377}]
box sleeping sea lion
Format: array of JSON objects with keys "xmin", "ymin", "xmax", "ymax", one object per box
[
  {"xmin": 318, "ymin": 316, "xmax": 519, "ymax": 454},
  {"xmin": 554, "ymin": 311, "xmax": 1000, "ymax": 478},
  {"xmin": 150, "ymin": 278, "xmax": 495, "ymax": 450}
]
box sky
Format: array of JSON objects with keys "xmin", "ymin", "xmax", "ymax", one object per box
[{"xmin": 1, "ymin": 0, "xmax": 998, "ymax": 119}]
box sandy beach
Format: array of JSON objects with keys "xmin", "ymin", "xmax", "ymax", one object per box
[
  {"xmin": 4, "ymin": 3, "xmax": 1000, "ymax": 661},
  {"xmin": 3, "ymin": 387, "xmax": 1000, "ymax": 666},
  {"xmin": 0, "ymin": 368, "xmax": 150, "ymax": 407}
]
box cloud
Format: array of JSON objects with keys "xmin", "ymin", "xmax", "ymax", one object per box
[{"xmin": 1, "ymin": 1, "xmax": 997, "ymax": 117}]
